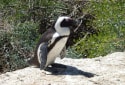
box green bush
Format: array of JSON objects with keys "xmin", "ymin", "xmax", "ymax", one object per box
[
  {"xmin": 0, "ymin": 0, "xmax": 66, "ymax": 23},
  {"xmin": 72, "ymin": 1, "xmax": 125, "ymax": 58},
  {"xmin": 0, "ymin": 31, "xmax": 12, "ymax": 72},
  {"xmin": 0, "ymin": 22, "xmax": 39, "ymax": 73},
  {"xmin": 14, "ymin": 22, "xmax": 38, "ymax": 61}
]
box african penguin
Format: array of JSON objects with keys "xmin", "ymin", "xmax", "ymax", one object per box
[{"xmin": 29, "ymin": 16, "xmax": 77, "ymax": 70}]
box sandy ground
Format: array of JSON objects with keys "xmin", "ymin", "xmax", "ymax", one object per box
[{"xmin": 0, "ymin": 52, "xmax": 125, "ymax": 85}]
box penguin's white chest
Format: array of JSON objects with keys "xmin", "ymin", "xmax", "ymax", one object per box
[{"xmin": 46, "ymin": 37, "xmax": 68, "ymax": 67}]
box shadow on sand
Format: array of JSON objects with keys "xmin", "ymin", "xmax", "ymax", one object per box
[{"xmin": 45, "ymin": 63, "xmax": 96, "ymax": 78}]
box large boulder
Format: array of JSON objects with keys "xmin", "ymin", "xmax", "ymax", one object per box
[{"xmin": 0, "ymin": 52, "xmax": 125, "ymax": 85}]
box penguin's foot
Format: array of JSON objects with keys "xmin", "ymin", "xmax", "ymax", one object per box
[
  {"xmin": 41, "ymin": 70, "xmax": 52, "ymax": 75},
  {"xmin": 40, "ymin": 63, "xmax": 67, "ymax": 74},
  {"xmin": 43, "ymin": 63, "xmax": 67, "ymax": 74}
]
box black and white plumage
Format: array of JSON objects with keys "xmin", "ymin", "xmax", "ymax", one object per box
[{"xmin": 29, "ymin": 16, "xmax": 77, "ymax": 70}]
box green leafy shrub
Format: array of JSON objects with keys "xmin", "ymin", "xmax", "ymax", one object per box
[
  {"xmin": 0, "ymin": 31, "xmax": 12, "ymax": 72},
  {"xmin": 0, "ymin": 0, "xmax": 67, "ymax": 23},
  {"xmin": 13, "ymin": 21, "xmax": 38, "ymax": 60},
  {"xmin": 0, "ymin": 22, "xmax": 39, "ymax": 73},
  {"xmin": 72, "ymin": 1, "xmax": 125, "ymax": 58}
]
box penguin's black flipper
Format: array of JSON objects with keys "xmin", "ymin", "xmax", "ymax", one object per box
[
  {"xmin": 60, "ymin": 46, "xmax": 66, "ymax": 59},
  {"xmin": 38, "ymin": 42, "xmax": 48, "ymax": 70}
]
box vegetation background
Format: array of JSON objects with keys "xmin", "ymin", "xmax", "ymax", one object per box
[{"xmin": 0, "ymin": 0, "xmax": 125, "ymax": 73}]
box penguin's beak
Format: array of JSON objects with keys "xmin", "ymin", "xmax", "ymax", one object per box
[{"xmin": 71, "ymin": 19, "xmax": 80, "ymax": 28}]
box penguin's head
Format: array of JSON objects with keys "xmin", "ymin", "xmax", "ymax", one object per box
[{"xmin": 54, "ymin": 16, "xmax": 77, "ymax": 36}]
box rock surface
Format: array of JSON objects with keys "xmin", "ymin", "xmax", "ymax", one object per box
[{"xmin": 0, "ymin": 52, "xmax": 125, "ymax": 85}]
